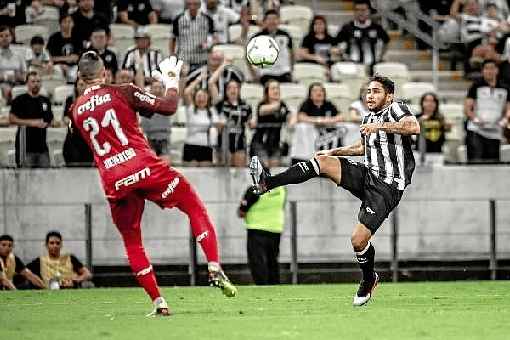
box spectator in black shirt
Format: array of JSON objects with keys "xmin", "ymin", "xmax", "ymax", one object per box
[
  {"xmin": 0, "ymin": 234, "xmax": 45, "ymax": 290},
  {"xmin": 415, "ymin": 92, "xmax": 451, "ymax": 154},
  {"xmin": 250, "ymin": 79, "xmax": 290, "ymax": 167},
  {"xmin": 47, "ymin": 14, "xmax": 80, "ymax": 83},
  {"xmin": 117, "ymin": 0, "xmax": 157, "ymax": 27},
  {"xmin": 9, "ymin": 71, "xmax": 53, "ymax": 168},
  {"xmin": 71, "ymin": 0, "xmax": 110, "ymax": 51},
  {"xmin": 85, "ymin": 28, "xmax": 118, "ymax": 78},
  {"xmin": 336, "ymin": 0, "xmax": 390, "ymax": 72},
  {"xmin": 298, "ymin": 15, "xmax": 339, "ymax": 68}
]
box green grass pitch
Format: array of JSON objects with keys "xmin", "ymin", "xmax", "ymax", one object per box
[{"xmin": 1, "ymin": 281, "xmax": 509, "ymax": 340}]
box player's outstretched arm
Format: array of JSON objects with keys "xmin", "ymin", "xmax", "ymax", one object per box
[
  {"xmin": 316, "ymin": 138, "xmax": 365, "ymax": 157},
  {"xmin": 360, "ymin": 115, "xmax": 420, "ymax": 136}
]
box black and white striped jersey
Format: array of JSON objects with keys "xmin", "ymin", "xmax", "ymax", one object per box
[{"xmin": 361, "ymin": 102, "xmax": 415, "ymax": 191}]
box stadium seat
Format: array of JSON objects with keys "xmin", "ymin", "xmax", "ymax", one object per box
[
  {"xmin": 32, "ymin": 6, "xmax": 60, "ymax": 35},
  {"xmin": 322, "ymin": 82, "xmax": 353, "ymax": 113},
  {"xmin": 110, "ymin": 24, "xmax": 135, "ymax": 39},
  {"xmin": 240, "ymin": 83, "xmax": 263, "ymax": 110},
  {"xmin": 373, "ymin": 62, "xmax": 410, "ymax": 94},
  {"xmin": 440, "ymin": 103, "xmax": 465, "ymax": 140},
  {"xmin": 52, "ymin": 105, "xmax": 65, "ymax": 127},
  {"xmin": 15, "ymin": 25, "xmax": 49, "ymax": 44},
  {"xmin": 52, "ymin": 85, "xmax": 74, "ymax": 105},
  {"xmin": 328, "ymin": 24, "xmax": 339, "ymax": 36},
  {"xmin": 280, "ymin": 5, "xmax": 313, "ymax": 28},
  {"xmin": 212, "ymin": 44, "xmax": 250, "ymax": 81},
  {"xmin": 170, "ymin": 127, "xmax": 187, "ymax": 163},
  {"xmin": 46, "ymin": 127, "xmax": 67, "ymax": 167},
  {"xmin": 0, "ymin": 127, "xmax": 17, "ymax": 167},
  {"xmin": 501, "ymin": 144, "xmax": 510, "ymax": 162},
  {"xmin": 228, "ymin": 25, "xmax": 260, "ymax": 43},
  {"xmin": 330, "ymin": 62, "xmax": 368, "ymax": 100},
  {"xmin": 279, "ymin": 24, "xmax": 304, "ymax": 48},
  {"xmin": 280, "ymin": 83, "xmax": 307, "ymax": 113},
  {"xmin": 401, "ymin": 82, "xmax": 436, "ymax": 105},
  {"xmin": 171, "ymin": 105, "xmax": 187, "ymax": 126},
  {"xmin": 293, "ymin": 63, "xmax": 328, "ymax": 87},
  {"xmin": 113, "ymin": 39, "xmax": 135, "ymax": 63},
  {"xmin": 456, "ymin": 144, "xmax": 467, "ymax": 163},
  {"xmin": 145, "ymin": 24, "xmax": 171, "ymax": 38},
  {"xmin": 151, "ymin": 38, "xmax": 169, "ymax": 57},
  {"xmin": 9, "ymin": 44, "xmax": 29, "ymax": 59}
]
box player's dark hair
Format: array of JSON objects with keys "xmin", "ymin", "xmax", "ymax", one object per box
[
  {"xmin": 309, "ymin": 15, "xmax": 330, "ymax": 37},
  {"xmin": 0, "ymin": 234, "xmax": 14, "ymax": 242},
  {"xmin": 482, "ymin": 59, "xmax": 497, "ymax": 69},
  {"xmin": 369, "ymin": 74, "xmax": 395, "ymax": 94},
  {"xmin": 78, "ymin": 50, "xmax": 105, "ymax": 82},
  {"xmin": 45, "ymin": 231, "xmax": 62, "ymax": 244},
  {"xmin": 264, "ymin": 9, "xmax": 279, "ymax": 19}
]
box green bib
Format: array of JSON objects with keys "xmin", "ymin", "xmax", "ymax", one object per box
[{"xmin": 245, "ymin": 186, "xmax": 286, "ymax": 233}]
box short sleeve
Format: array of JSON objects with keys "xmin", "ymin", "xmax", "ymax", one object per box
[
  {"xmin": 26, "ymin": 258, "xmax": 41, "ymax": 277},
  {"xmin": 285, "ymin": 32, "xmax": 293, "ymax": 49},
  {"xmin": 10, "ymin": 96, "xmax": 22, "ymax": 117},
  {"xmin": 390, "ymin": 102, "xmax": 413, "ymax": 122},
  {"xmin": 298, "ymin": 100, "xmax": 311, "ymax": 114},
  {"xmin": 301, "ymin": 35, "xmax": 313, "ymax": 50},
  {"xmin": 172, "ymin": 17, "xmax": 180, "ymax": 37},
  {"xmin": 467, "ymin": 83, "xmax": 478, "ymax": 99},
  {"xmin": 70, "ymin": 255, "xmax": 84, "ymax": 272},
  {"xmin": 118, "ymin": 84, "xmax": 178, "ymax": 117},
  {"xmin": 328, "ymin": 101, "xmax": 339, "ymax": 115},
  {"xmin": 206, "ymin": 15, "xmax": 215, "ymax": 34}
]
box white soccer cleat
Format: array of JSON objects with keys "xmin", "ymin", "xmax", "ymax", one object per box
[
  {"xmin": 352, "ymin": 272, "xmax": 379, "ymax": 307},
  {"xmin": 146, "ymin": 297, "xmax": 171, "ymax": 317}
]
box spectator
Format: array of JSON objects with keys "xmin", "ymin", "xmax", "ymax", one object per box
[
  {"xmin": 201, "ymin": 0, "xmax": 247, "ymax": 44},
  {"xmin": 182, "ymin": 73, "xmax": 223, "ymax": 166},
  {"xmin": 238, "ymin": 183, "xmax": 286, "ymax": 285},
  {"xmin": 27, "ymin": 231, "xmax": 93, "ymax": 289},
  {"xmin": 170, "ymin": 0, "xmax": 217, "ymax": 73},
  {"xmin": 336, "ymin": 0, "xmax": 389, "ymax": 72},
  {"xmin": 9, "ymin": 71, "xmax": 53, "ymax": 168},
  {"xmin": 71, "ymin": 0, "xmax": 110, "ymax": 51},
  {"xmin": 298, "ymin": 15, "xmax": 339, "ymax": 67},
  {"xmin": 416, "ymin": 92, "xmax": 451, "ymax": 154},
  {"xmin": 0, "ymin": 234, "xmax": 45, "ymax": 290},
  {"xmin": 26, "ymin": 35, "xmax": 53, "ymax": 76},
  {"xmin": 211, "ymin": 79, "xmax": 252, "ymax": 167},
  {"xmin": 224, "ymin": 0, "xmax": 249, "ymax": 17},
  {"xmin": 86, "ymin": 27, "xmax": 118, "ymax": 79},
  {"xmin": 122, "ymin": 27, "xmax": 162, "ymax": 85},
  {"xmin": 249, "ymin": 79, "xmax": 290, "ymax": 167},
  {"xmin": 25, "ymin": 0, "xmax": 46, "ymax": 24},
  {"xmin": 249, "ymin": 9, "xmax": 293, "ymax": 85},
  {"xmin": 117, "ymin": 0, "xmax": 157, "ymax": 27},
  {"xmin": 348, "ymin": 83, "xmax": 369, "ymax": 123},
  {"xmin": 465, "ymin": 59, "xmax": 510, "ymax": 163},
  {"xmin": 0, "ymin": 25, "xmax": 26, "ymax": 103},
  {"xmin": 140, "ymin": 80, "xmax": 172, "ymax": 164},
  {"xmin": 63, "ymin": 78, "xmax": 94, "ymax": 167},
  {"xmin": 186, "ymin": 49, "xmax": 244, "ymax": 101},
  {"xmin": 479, "ymin": 0, "xmax": 509, "ymax": 19},
  {"xmin": 289, "ymin": 82, "xmax": 342, "ymax": 164},
  {"xmin": 0, "ymin": 1, "xmax": 19, "ymax": 28},
  {"xmin": 47, "ymin": 14, "xmax": 80, "ymax": 83},
  {"xmin": 115, "ymin": 68, "xmax": 134, "ymax": 84},
  {"xmin": 151, "ymin": 0, "xmax": 184, "ymax": 24}
]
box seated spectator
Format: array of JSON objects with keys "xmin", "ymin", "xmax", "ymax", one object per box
[
  {"xmin": 140, "ymin": 80, "xmax": 172, "ymax": 164},
  {"xmin": 27, "ymin": 231, "xmax": 92, "ymax": 289},
  {"xmin": 170, "ymin": 0, "xmax": 217, "ymax": 73},
  {"xmin": 151, "ymin": 0, "xmax": 184, "ymax": 24},
  {"xmin": 26, "ymin": 35, "xmax": 53, "ymax": 76},
  {"xmin": 249, "ymin": 79, "xmax": 290, "ymax": 167},
  {"xmin": 289, "ymin": 82, "xmax": 342, "ymax": 164},
  {"xmin": 63, "ymin": 78, "xmax": 94, "ymax": 167},
  {"xmin": 115, "ymin": 68, "xmax": 134, "ymax": 84},
  {"xmin": 0, "ymin": 234, "xmax": 45, "ymax": 290},
  {"xmin": 249, "ymin": 9, "xmax": 293, "ymax": 85},
  {"xmin": 85, "ymin": 27, "xmax": 118, "ymax": 80},
  {"xmin": 348, "ymin": 83, "xmax": 368, "ymax": 123},
  {"xmin": 47, "ymin": 14, "xmax": 80, "ymax": 83},
  {"xmin": 298, "ymin": 15, "xmax": 339, "ymax": 68},
  {"xmin": 0, "ymin": 25, "xmax": 27, "ymax": 103},
  {"xmin": 202, "ymin": 0, "xmax": 247, "ymax": 44},
  {"xmin": 122, "ymin": 27, "xmax": 162, "ymax": 85},
  {"xmin": 182, "ymin": 74, "xmax": 223, "ymax": 166},
  {"xmin": 465, "ymin": 59, "xmax": 510, "ymax": 163},
  {"xmin": 186, "ymin": 49, "xmax": 244, "ymax": 101},
  {"xmin": 9, "ymin": 71, "xmax": 53, "ymax": 168},
  {"xmin": 336, "ymin": 0, "xmax": 389, "ymax": 73},
  {"xmin": 416, "ymin": 92, "xmax": 451, "ymax": 154},
  {"xmin": 25, "ymin": 0, "xmax": 46, "ymax": 24},
  {"xmin": 71, "ymin": 0, "xmax": 110, "ymax": 51},
  {"xmin": 117, "ymin": 0, "xmax": 157, "ymax": 27},
  {"xmin": 211, "ymin": 79, "xmax": 252, "ymax": 167}
]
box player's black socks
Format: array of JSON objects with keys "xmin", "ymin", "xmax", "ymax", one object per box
[
  {"xmin": 355, "ymin": 242, "xmax": 375, "ymax": 280},
  {"xmin": 266, "ymin": 158, "xmax": 320, "ymax": 190}
]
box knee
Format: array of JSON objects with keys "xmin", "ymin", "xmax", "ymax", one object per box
[
  {"xmin": 351, "ymin": 231, "xmax": 369, "ymax": 251},
  {"xmin": 314, "ymin": 155, "xmax": 338, "ymax": 175}
]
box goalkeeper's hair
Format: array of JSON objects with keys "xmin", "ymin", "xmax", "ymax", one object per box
[{"xmin": 78, "ymin": 51, "xmax": 105, "ymax": 82}]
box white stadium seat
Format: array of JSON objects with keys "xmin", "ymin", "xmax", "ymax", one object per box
[
  {"xmin": 293, "ymin": 63, "xmax": 328, "ymax": 87},
  {"xmin": 280, "ymin": 5, "xmax": 313, "ymax": 28},
  {"xmin": 111, "ymin": 24, "xmax": 135, "ymax": 39},
  {"xmin": 330, "ymin": 62, "xmax": 368, "ymax": 100},
  {"xmin": 240, "ymin": 83, "xmax": 263, "ymax": 110},
  {"xmin": 0, "ymin": 128, "xmax": 17, "ymax": 167},
  {"xmin": 32, "ymin": 6, "xmax": 60, "ymax": 35},
  {"xmin": 441, "ymin": 103, "xmax": 465, "ymax": 140},
  {"xmin": 46, "ymin": 128, "xmax": 67, "ymax": 167},
  {"xmin": 401, "ymin": 82, "xmax": 436, "ymax": 105},
  {"xmin": 212, "ymin": 44, "xmax": 251, "ymax": 81},
  {"xmin": 228, "ymin": 25, "xmax": 260, "ymax": 43},
  {"xmin": 322, "ymin": 82, "xmax": 353, "ymax": 112},
  {"xmin": 52, "ymin": 85, "xmax": 74, "ymax": 105},
  {"xmin": 15, "ymin": 25, "xmax": 49, "ymax": 44},
  {"xmin": 279, "ymin": 24, "xmax": 304, "ymax": 48},
  {"xmin": 373, "ymin": 62, "xmax": 410, "ymax": 94},
  {"xmin": 145, "ymin": 24, "xmax": 171, "ymax": 38},
  {"xmin": 52, "ymin": 105, "xmax": 65, "ymax": 127},
  {"xmin": 501, "ymin": 144, "xmax": 510, "ymax": 162},
  {"xmin": 280, "ymin": 83, "xmax": 307, "ymax": 113},
  {"xmin": 171, "ymin": 105, "xmax": 187, "ymax": 126}
]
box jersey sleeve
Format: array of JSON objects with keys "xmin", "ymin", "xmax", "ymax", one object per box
[
  {"xmin": 239, "ymin": 186, "xmax": 260, "ymax": 213},
  {"xmin": 390, "ymin": 102, "xmax": 413, "ymax": 121},
  {"xmin": 467, "ymin": 83, "xmax": 478, "ymax": 99},
  {"xmin": 118, "ymin": 84, "xmax": 178, "ymax": 117}
]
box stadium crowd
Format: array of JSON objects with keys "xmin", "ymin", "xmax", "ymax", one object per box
[{"xmin": 0, "ymin": 0, "xmax": 509, "ymax": 169}]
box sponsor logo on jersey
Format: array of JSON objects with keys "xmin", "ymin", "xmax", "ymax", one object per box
[
  {"xmin": 103, "ymin": 148, "xmax": 136, "ymax": 169},
  {"xmin": 161, "ymin": 177, "xmax": 180, "ymax": 199},
  {"xmin": 365, "ymin": 206, "xmax": 375, "ymax": 215},
  {"xmin": 77, "ymin": 94, "xmax": 112, "ymax": 114},
  {"xmin": 196, "ymin": 231, "xmax": 208, "ymax": 242},
  {"xmin": 134, "ymin": 91, "xmax": 156, "ymax": 105},
  {"xmin": 114, "ymin": 167, "xmax": 151, "ymax": 190}
]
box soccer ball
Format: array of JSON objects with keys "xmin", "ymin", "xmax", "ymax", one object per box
[{"xmin": 246, "ymin": 35, "xmax": 280, "ymax": 68}]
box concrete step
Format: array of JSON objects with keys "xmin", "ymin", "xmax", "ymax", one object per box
[{"xmin": 438, "ymin": 90, "xmax": 468, "ymax": 104}]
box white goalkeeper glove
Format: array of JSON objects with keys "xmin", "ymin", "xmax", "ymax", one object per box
[{"xmin": 151, "ymin": 56, "xmax": 184, "ymax": 90}]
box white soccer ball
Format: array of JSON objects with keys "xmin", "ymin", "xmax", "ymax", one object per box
[{"xmin": 246, "ymin": 35, "xmax": 280, "ymax": 68}]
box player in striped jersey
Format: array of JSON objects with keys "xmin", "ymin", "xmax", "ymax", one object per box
[{"xmin": 249, "ymin": 75, "xmax": 420, "ymax": 306}]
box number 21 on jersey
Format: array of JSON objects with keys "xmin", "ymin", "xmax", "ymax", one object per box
[{"xmin": 83, "ymin": 108, "xmax": 129, "ymax": 156}]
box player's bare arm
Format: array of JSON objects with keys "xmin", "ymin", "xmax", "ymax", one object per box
[
  {"xmin": 360, "ymin": 115, "xmax": 420, "ymax": 135},
  {"xmin": 316, "ymin": 139, "xmax": 365, "ymax": 157}
]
